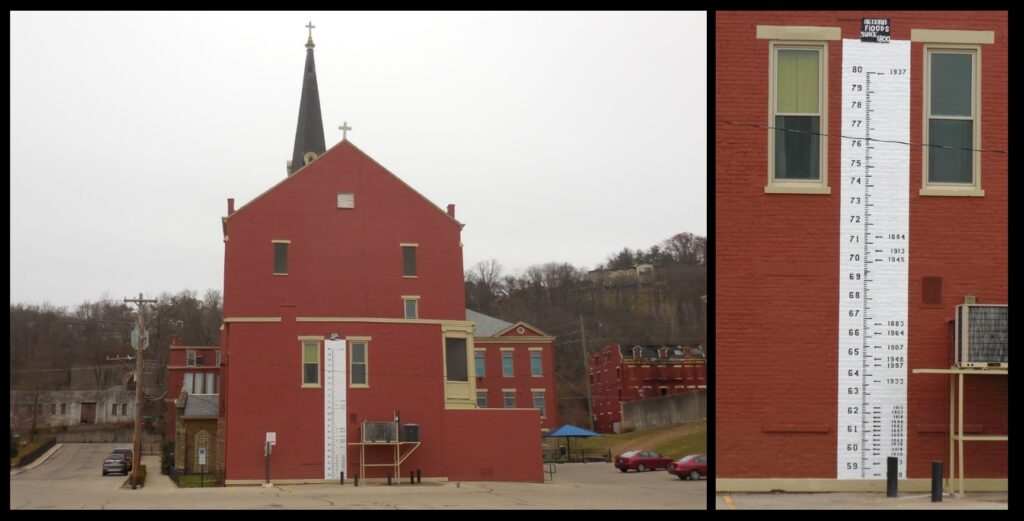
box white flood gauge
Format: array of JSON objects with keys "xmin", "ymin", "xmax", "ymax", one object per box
[
  {"xmin": 324, "ymin": 339, "xmax": 348, "ymax": 479},
  {"xmin": 838, "ymin": 39, "xmax": 910, "ymax": 479}
]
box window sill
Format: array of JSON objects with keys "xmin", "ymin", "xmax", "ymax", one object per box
[
  {"xmin": 402, "ymin": 275, "xmax": 418, "ymax": 279},
  {"xmin": 764, "ymin": 185, "xmax": 831, "ymax": 195},
  {"xmin": 349, "ymin": 384, "xmax": 369, "ymax": 389},
  {"xmin": 300, "ymin": 384, "xmax": 322, "ymax": 389},
  {"xmin": 273, "ymin": 273, "xmax": 289, "ymax": 276},
  {"xmin": 919, "ymin": 187, "xmax": 985, "ymax": 197}
]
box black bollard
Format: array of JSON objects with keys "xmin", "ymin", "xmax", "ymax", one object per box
[
  {"xmin": 416, "ymin": 468, "xmax": 421, "ymax": 484},
  {"xmin": 340, "ymin": 471, "xmax": 344, "ymax": 486},
  {"xmin": 886, "ymin": 457, "xmax": 898, "ymax": 497},
  {"xmin": 354, "ymin": 473, "xmax": 359, "ymax": 487},
  {"xmin": 931, "ymin": 461, "xmax": 943, "ymax": 502},
  {"xmin": 410, "ymin": 470, "xmax": 414, "ymax": 484},
  {"xmin": 387, "ymin": 472, "xmax": 392, "ymax": 486}
]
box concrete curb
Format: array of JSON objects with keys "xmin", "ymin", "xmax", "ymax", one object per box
[{"xmin": 10, "ymin": 443, "xmax": 64, "ymax": 476}]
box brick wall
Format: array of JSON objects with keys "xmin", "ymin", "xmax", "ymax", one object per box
[{"xmin": 716, "ymin": 11, "xmax": 1007, "ymax": 479}]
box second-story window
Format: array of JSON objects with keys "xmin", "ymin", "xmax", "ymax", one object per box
[
  {"xmin": 403, "ymin": 297, "xmax": 419, "ymax": 319},
  {"xmin": 501, "ymin": 351, "xmax": 514, "ymax": 377},
  {"xmin": 350, "ymin": 341, "xmax": 368, "ymax": 387},
  {"xmin": 474, "ymin": 350, "xmax": 486, "ymax": 377},
  {"xmin": 445, "ymin": 337, "xmax": 469, "ymax": 382},
  {"xmin": 530, "ymin": 351, "xmax": 543, "ymax": 376},
  {"xmin": 186, "ymin": 350, "xmax": 196, "ymax": 367},
  {"xmin": 302, "ymin": 341, "xmax": 320, "ymax": 387},
  {"xmin": 766, "ymin": 40, "xmax": 830, "ymax": 194},
  {"xmin": 924, "ymin": 46, "xmax": 981, "ymax": 195}
]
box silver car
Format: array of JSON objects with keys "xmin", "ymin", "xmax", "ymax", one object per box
[
  {"xmin": 111, "ymin": 448, "xmax": 133, "ymax": 471},
  {"xmin": 102, "ymin": 453, "xmax": 128, "ymax": 476}
]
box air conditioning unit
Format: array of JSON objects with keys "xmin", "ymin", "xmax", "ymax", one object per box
[
  {"xmin": 955, "ymin": 304, "xmax": 1008, "ymax": 368},
  {"xmin": 362, "ymin": 421, "xmax": 398, "ymax": 443},
  {"xmin": 402, "ymin": 424, "xmax": 420, "ymax": 443}
]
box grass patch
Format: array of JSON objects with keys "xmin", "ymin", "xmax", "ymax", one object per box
[
  {"xmin": 10, "ymin": 436, "xmax": 54, "ymax": 467},
  {"xmin": 565, "ymin": 421, "xmax": 706, "ymax": 460},
  {"xmin": 177, "ymin": 473, "xmax": 218, "ymax": 488}
]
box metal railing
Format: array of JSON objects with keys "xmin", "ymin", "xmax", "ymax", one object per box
[
  {"xmin": 168, "ymin": 466, "xmax": 181, "ymax": 485},
  {"xmin": 542, "ymin": 448, "xmax": 611, "ymax": 463}
]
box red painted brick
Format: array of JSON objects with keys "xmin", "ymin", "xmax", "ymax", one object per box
[{"xmin": 716, "ymin": 11, "xmax": 1007, "ymax": 479}]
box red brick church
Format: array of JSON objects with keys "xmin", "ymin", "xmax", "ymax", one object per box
[
  {"xmin": 217, "ymin": 26, "xmax": 541, "ymax": 484},
  {"xmin": 716, "ymin": 11, "xmax": 1006, "ymax": 492}
]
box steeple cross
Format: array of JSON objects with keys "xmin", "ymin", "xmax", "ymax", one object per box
[
  {"xmin": 306, "ymin": 21, "xmax": 316, "ymax": 39},
  {"xmin": 339, "ymin": 121, "xmax": 352, "ymax": 140}
]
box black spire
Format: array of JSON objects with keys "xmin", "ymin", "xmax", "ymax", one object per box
[{"xmin": 288, "ymin": 22, "xmax": 326, "ymax": 176}]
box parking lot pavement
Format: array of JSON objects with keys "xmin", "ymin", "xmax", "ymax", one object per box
[
  {"xmin": 716, "ymin": 492, "xmax": 1008, "ymax": 510},
  {"xmin": 12, "ymin": 456, "xmax": 705, "ymax": 509}
]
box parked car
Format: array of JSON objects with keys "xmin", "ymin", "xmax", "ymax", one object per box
[
  {"xmin": 111, "ymin": 448, "xmax": 133, "ymax": 471},
  {"xmin": 668, "ymin": 454, "xmax": 707, "ymax": 480},
  {"xmin": 102, "ymin": 453, "xmax": 129, "ymax": 476},
  {"xmin": 614, "ymin": 450, "xmax": 674, "ymax": 472}
]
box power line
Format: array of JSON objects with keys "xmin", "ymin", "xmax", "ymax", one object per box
[{"xmin": 717, "ymin": 119, "xmax": 1007, "ymax": 154}]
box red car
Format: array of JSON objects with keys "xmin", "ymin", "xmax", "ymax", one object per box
[
  {"xmin": 614, "ymin": 450, "xmax": 674, "ymax": 472},
  {"xmin": 668, "ymin": 454, "xmax": 707, "ymax": 480}
]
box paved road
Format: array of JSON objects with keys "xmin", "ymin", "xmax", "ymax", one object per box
[
  {"xmin": 11, "ymin": 450, "xmax": 704, "ymax": 509},
  {"xmin": 716, "ymin": 492, "xmax": 1008, "ymax": 510},
  {"xmin": 11, "ymin": 443, "xmax": 134, "ymax": 509}
]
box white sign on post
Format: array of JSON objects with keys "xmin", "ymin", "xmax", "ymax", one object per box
[
  {"xmin": 198, "ymin": 448, "xmax": 207, "ymax": 465},
  {"xmin": 266, "ymin": 432, "xmax": 276, "ymax": 446}
]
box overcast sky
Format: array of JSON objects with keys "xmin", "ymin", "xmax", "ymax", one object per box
[{"xmin": 10, "ymin": 11, "xmax": 706, "ymax": 309}]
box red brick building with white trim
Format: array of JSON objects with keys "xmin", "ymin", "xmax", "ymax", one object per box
[
  {"xmin": 589, "ymin": 344, "xmax": 706, "ymax": 433},
  {"xmin": 218, "ymin": 30, "xmax": 542, "ymax": 484},
  {"xmin": 468, "ymin": 310, "xmax": 559, "ymax": 433}
]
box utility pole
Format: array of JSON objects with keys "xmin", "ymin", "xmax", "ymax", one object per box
[
  {"xmin": 580, "ymin": 315, "xmax": 594, "ymax": 431},
  {"xmin": 124, "ymin": 293, "xmax": 156, "ymax": 488}
]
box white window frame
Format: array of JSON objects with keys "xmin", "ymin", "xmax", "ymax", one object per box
[
  {"xmin": 502, "ymin": 389, "xmax": 516, "ymax": 409},
  {"xmin": 476, "ymin": 389, "xmax": 488, "ymax": 408},
  {"xmin": 474, "ymin": 348, "xmax": 486, "ymax": 378},
  {"xmin": 766, "ymin": 40, "xmax": 830, "ymax": 194},
  {"xmin": 300, "ymin": 338, "xmax": 322, "ymax": 388},
  {"xmin": 402, "ymin": 296, "xmax": 420, "ymax": 320},
  {"xmin": 501, "ymin": 348, "xmax": 514, "ymax": 378},
  {"xmin": 529, "ymin": 348, "xmax": 543, "ymax": 377},
  {"xmin": 531, "ymin": 389, "xmax": 547, "ymax": 418},
  {"xmin": 921, "ymin": 44, "xmax": 984, "ymax": 197},
  {"xmin": 349, "ymin": 338, "xmax": 369, "ymax": 388},
  {"xmin": 186, "ymin": 350, "xmax": 196, "ymax": 367}
]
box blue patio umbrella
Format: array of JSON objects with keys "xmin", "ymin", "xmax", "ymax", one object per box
[{"xmin": 544, "ymin": 424, "xmax": 600, "ymax": 461}]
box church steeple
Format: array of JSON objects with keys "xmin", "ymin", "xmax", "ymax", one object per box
[{"xmin": 288, "ymin": 21, "xmax": 327, "ymax": 176}]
